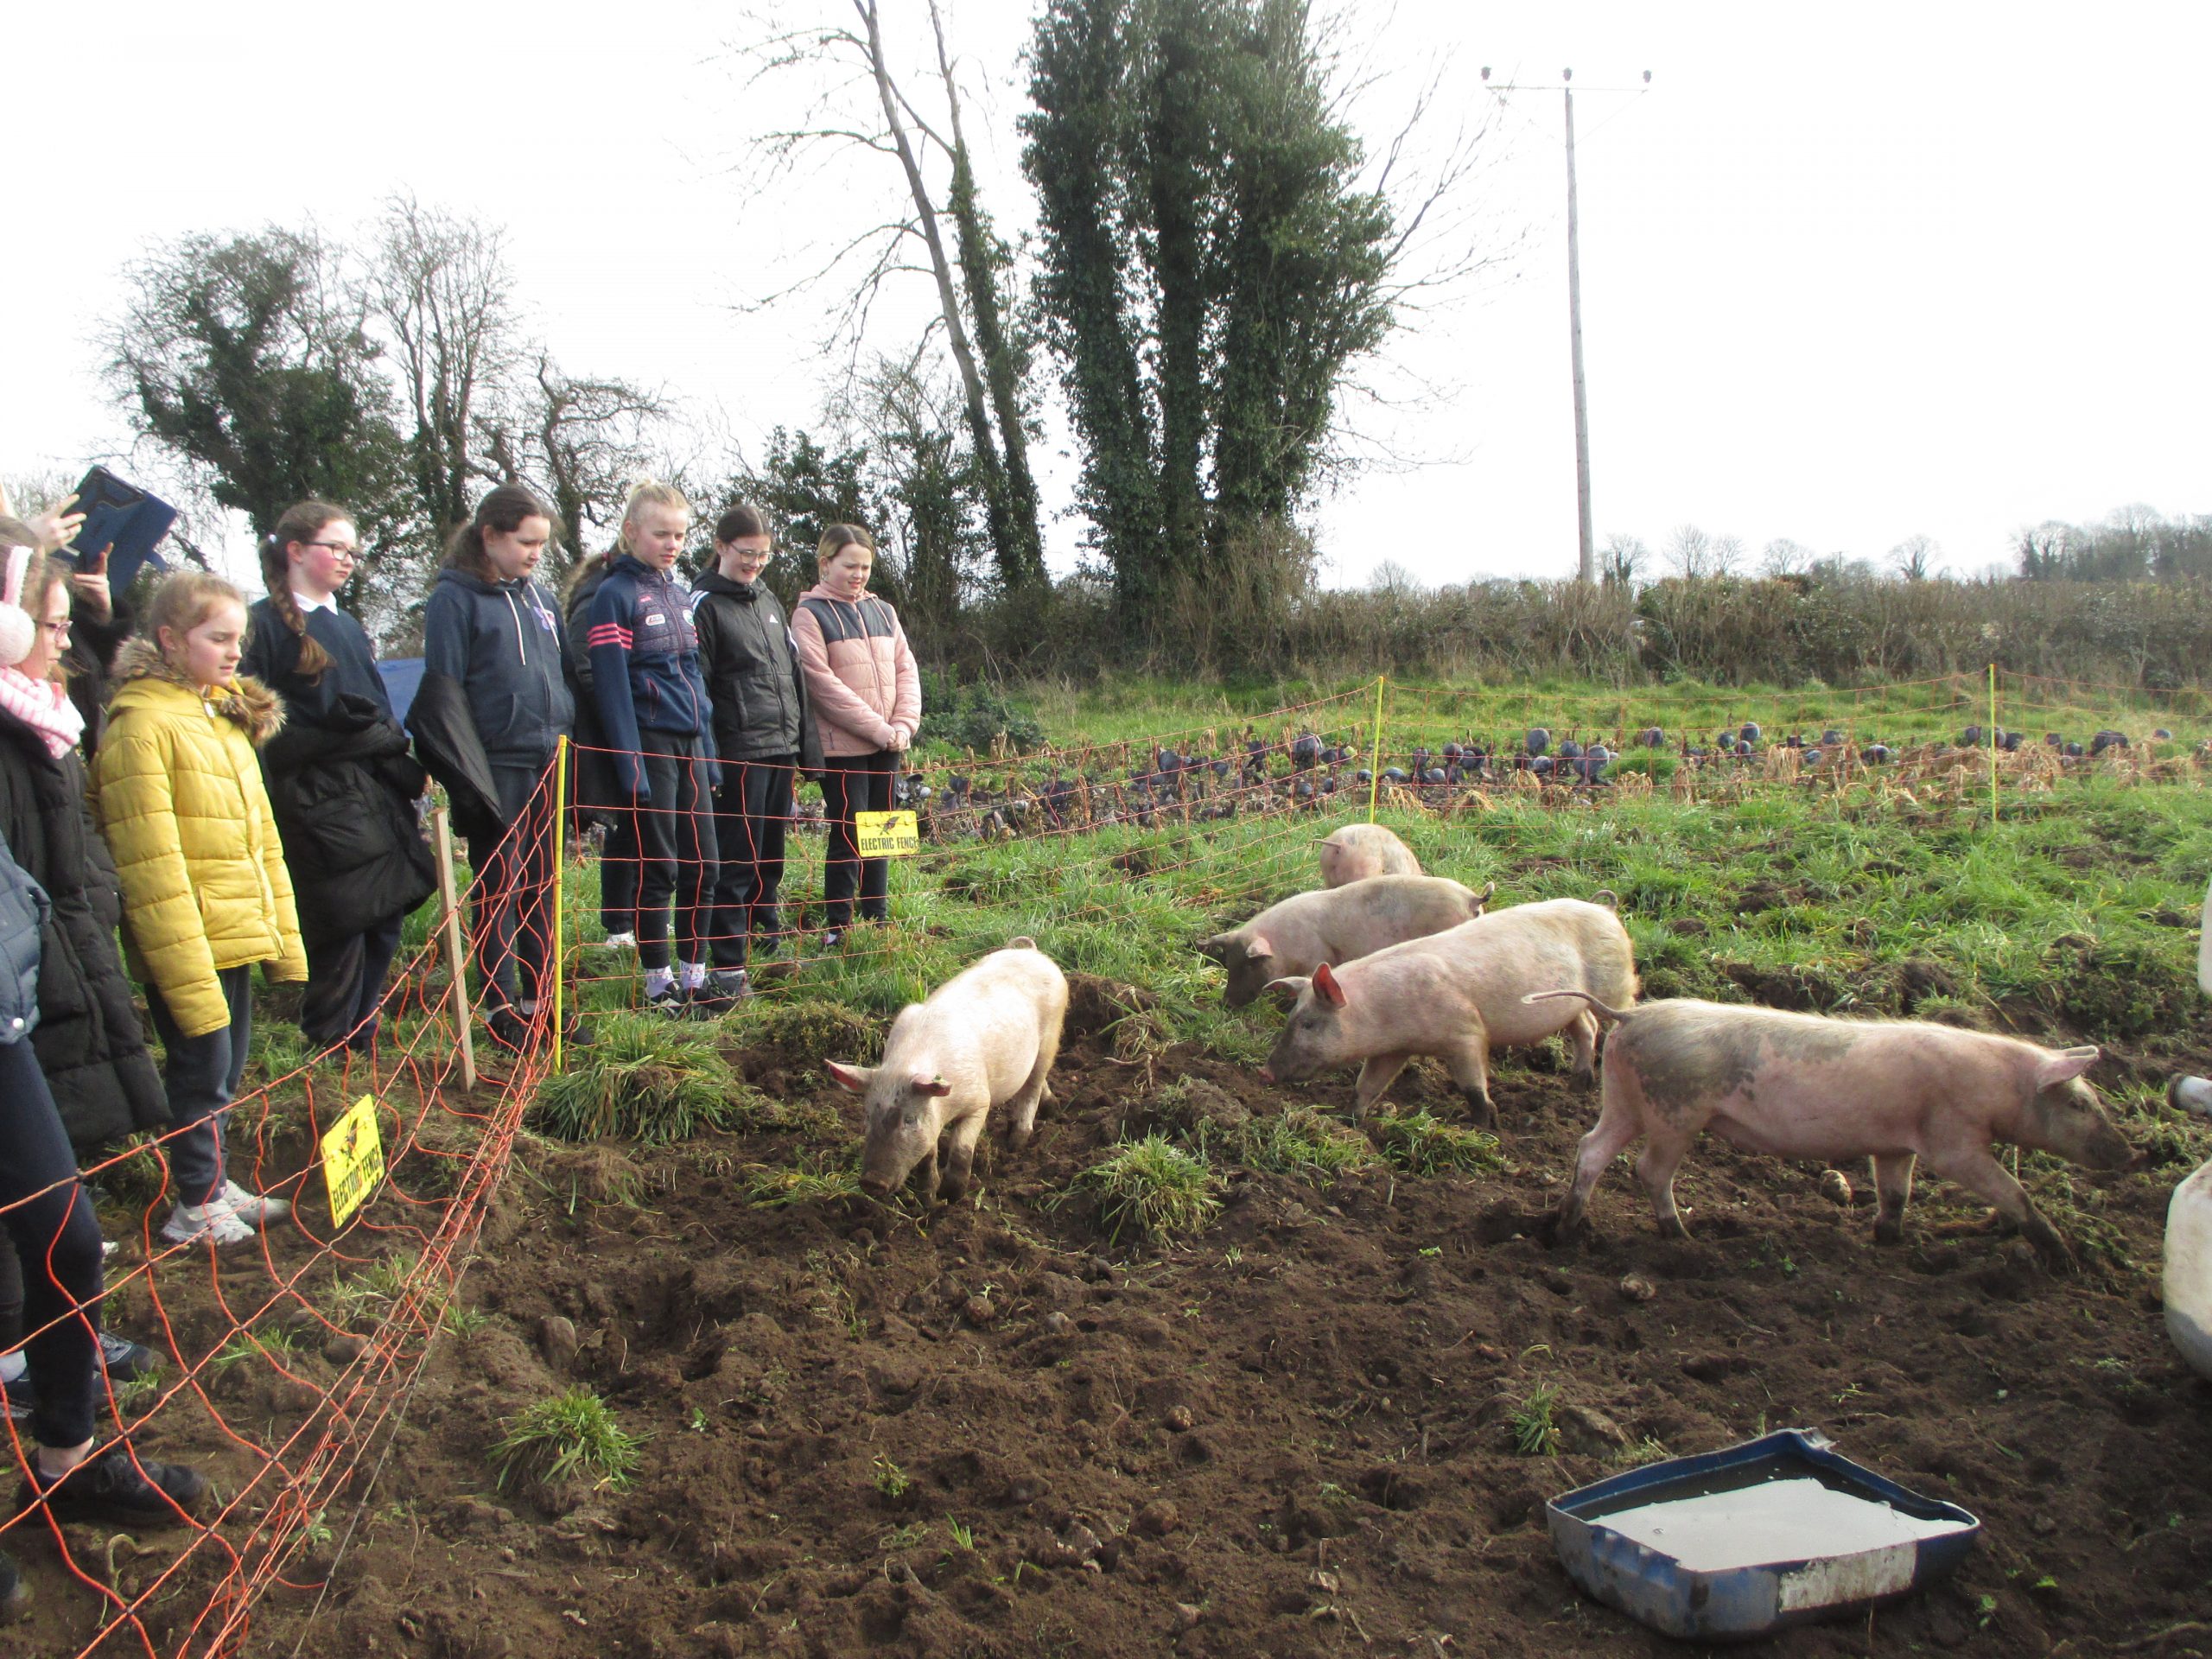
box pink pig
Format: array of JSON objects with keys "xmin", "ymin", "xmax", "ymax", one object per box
[{"xmin": 1536, "ymin": 992, "xmax": 2137, "ymax": 1268}]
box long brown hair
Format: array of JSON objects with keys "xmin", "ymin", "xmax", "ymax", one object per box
[
  {"xmin": 260, "ymin": 500, "xmax": 349, "ymax": 681},
  {"xmin": 146, "ymin": 572, "xmax": 247, "ymax": 664},
  {"xmin": 445, "ymin": 485, "xmax": 559, "ymax": 583}
]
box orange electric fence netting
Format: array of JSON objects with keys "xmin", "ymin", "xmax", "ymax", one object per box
[{"xmin": 0, "ymin": 671, "xmax": 2202, "ymax": 1656}]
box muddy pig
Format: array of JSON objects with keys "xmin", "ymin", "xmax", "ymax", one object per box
[
  {"xmin": 829, "ymin": 938, "xmax": 1069, "ymax": 1203},
  {"xmin": 1199, "ymin": 875, "xmax": 1491, "ymax": 1008},
  {"xmin": 1317, "ymin": 823, "xmax": 1422, "ymax": 887},
  {"xmin": 1535, "ymin": 993, "xmax": 2137, "ymax": 1268},
  {"xmin": 1257, "ymin": 899, "xmax": 1637, "ymax": 1123}
]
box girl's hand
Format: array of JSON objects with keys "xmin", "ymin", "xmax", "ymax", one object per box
[
  {"xmin": 70, "ymin": 545, "xmax": 113, "ymax": 621},
  {"xmin": 25, "ymin": 493, "xmax": 85, "ymax": 553}
]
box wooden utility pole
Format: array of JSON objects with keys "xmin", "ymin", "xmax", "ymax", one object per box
[{"xmin": 1564, "ymin": 78, "xmax": 1595, "ymax": 585}]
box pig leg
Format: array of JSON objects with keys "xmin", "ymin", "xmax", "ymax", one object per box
[
  {"xmin": 1555, "ymin": 1094, "xmax": 1642, "ymax": 1237},
  {"xmin": 938, "ymin": 1112, "xmax": 990, "ymax": 1205},
  {"xmin": 1444, "ymin": 1044, "xmax": 1494, "ymax": 1128},
  {"xmin": 1005, "ymin": 1046, "xmax": 1055, "ymax": 1150},
  {"xmin": 909, "ymin": 1142, "xmax": 941, "ymax": 1204},
  {"xmin": 1353, "ymin": 1053, "xmax": 1411, "ymax": 1122},
  {"xmin": 1637, "ymin": 1137, "xmax": 1695, "ymax": 1239},
  {"xmin": 1870, "ymin": 1153, "xmax": 1917, "ymax": 1245},
  {"xmin": 1567, "ymin": 1012, "xmax": 1600, "ymax": 1090},
  {"xmin": 1922, "ymin": 1147, "xmax": 2075, "ymax": 1269}
]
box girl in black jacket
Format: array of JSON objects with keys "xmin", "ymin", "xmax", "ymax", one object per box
[
  {"xmin": 240, "ymin": 502, "xmax": 435, "ymax": 1052},
  {"xmin": 690, "ymin": 505, "xmax": 820, "ymax": 1007}
]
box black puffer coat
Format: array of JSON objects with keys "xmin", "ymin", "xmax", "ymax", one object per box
[
  {"xmin": 0, "ymin": 702, "xmax": 167, "ymax": 1148},
  {"xmin": 260, "ymin": 696, "xmax": 436, "ymax": 950},
  {"xmin": 691, "ymin": 569, "xmax": 823, "ymax": 769}
]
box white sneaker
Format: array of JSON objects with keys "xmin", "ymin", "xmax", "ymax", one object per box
[
  {"xmin": 597, "ymin": 931, "xmax": 637, "ymax": 951},
  {"xmin": 219, "ymin": 1180, "xmax": 291, "ymax": 1230},
  {"xmin": 2170, "ymin": 1076, "xmax": 2212, "ymax": 1117},
  {"xmin": 161, "ymin": 1200, "xmax": 256, "ymax": 1247}
]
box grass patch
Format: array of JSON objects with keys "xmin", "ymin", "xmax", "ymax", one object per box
[
  {"xmin": 744, "ymin": 1149, "xmax": 865, "ymax": 1207},
  {"xmin": 1511, "ymin": 1382, "xmax": 1562, "ymax": 1457},
  {"xmin": 1229, "ymin": 1106, "xmax": 1378, "ymax": 1181},
  {"xmin": 529, "ymin": 1014, "xmax": 743, "ymax": 1145},
  {"xmin": 1374, "ymin": 1109, "xmax": 1503, "ymax": 1175},
  {"xmin": 1071, "ymin": 1135, "xmax": 1224, "ymax": 1246},
  {"xmin": 493, "ymin": 1387, "xmax": 644, "ymax": 1493}
]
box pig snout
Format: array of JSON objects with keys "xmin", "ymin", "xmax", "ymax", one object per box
[
  {"xmin": 2083, "ymin": 1120, "xmax": 2137, "ymax": 1172},
  {"xmin": 860, "ymin": 1174, "xmax": 893, "ymax": 1199},
  {"xmin": 1257, "ymin": 1065, "xmax": 1276, "ymax": 1084}
]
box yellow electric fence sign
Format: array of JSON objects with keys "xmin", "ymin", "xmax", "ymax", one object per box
[
  {"xmin": 321, "ymin": 1095, "xmax": 386, "ymax": 1228},
  {"xmin": 855, "ymin": 810, "xmax": 920, "ymax": 858}
]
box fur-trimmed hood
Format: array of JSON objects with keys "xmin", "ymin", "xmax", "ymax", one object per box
[{"xmin": 111, "ymin": 636, "xmax": 285, "ymax": 747}]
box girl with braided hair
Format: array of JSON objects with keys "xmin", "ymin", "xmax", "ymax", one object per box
[{"xmin": 240, "ymin": 504, "xmax": 434, "ymax": 1052}]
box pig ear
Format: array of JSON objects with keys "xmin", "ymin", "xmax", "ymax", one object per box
[
  {"xmin": 1244, "ymin": 934, "xmax": 1274, "ymax": 963},
  {"xmin": 2036, "ymin": 1046, "xmax": 2100, "ymax": 1089},
  {"xmin": 1262, "ymin": 976, "xmax": 1309, "ymax": 1008},
  {"xmin": 825, "ymin": 1060, "xmax": 874, "ymax": 1094},
  {"xmin": 1471, "ymin": 881, "xmax": 1495, "ymax": 915},
  {"xmin": 911, "ymin": 1072, "xmax": 954, "ymax": 1097},
  {"xmin": 1197, "ymin": 935, "xmax": 1227, "ymax": 965},
  {"xmin": 1313, "ymin": 961, "xmax": 1348, "ymax": 1009}
]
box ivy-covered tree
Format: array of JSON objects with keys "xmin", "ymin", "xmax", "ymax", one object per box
[
  {"xmin": 105, "ymin": 227, "xmax": 412, "ymax": 549},
  {"xmin": 1021, "ymin": 0, "xmax": 1402, "ymax": 635}
]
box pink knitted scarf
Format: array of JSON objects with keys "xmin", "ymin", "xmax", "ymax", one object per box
[{"xmin": 0, "ymin": 666, "xmax": 85, "ymax": 759}]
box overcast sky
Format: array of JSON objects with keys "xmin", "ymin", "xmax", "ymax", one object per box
[{"xmin": 7, "ymin": 0, "xmax": 2206, "ymax": 594}]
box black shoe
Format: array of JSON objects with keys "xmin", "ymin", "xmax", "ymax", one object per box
[
  {"xmin": 486, "ymin": 1007, "xmax": 531, "ymax": 1050},
  {"xmin": 559, "ymin": 1014, "xmax": 594, "ymax": 1049},
  {"xmin": 16, "ymin": 1442, "xmax": 207, "ymax": 1529},
  {"xmin": 1, "ymin": 1549, "xmax": 25, "ymax": 1623},
  {"xmin": 645, "ymin": 985, "xmax": 689, "ymax": 1018},
  {"xmin": 691, "ymin": 969, "xmax": 752, "ymax": 1015},
  {"xmin": 99, "ymin": 1332, "xmax": 161, "ymax": 1384}
]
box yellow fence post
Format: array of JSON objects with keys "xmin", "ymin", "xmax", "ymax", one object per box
[
  {"xmin": 1988, "ymin": 663, "xmax": 1999, "ymax": 825},
  {"xmin": 550, "ymin": 735, "xmax": 569, "ymax": 1075},
  {"xmin": 1368, "ymin": 675, "xmax": 1388, "ymax": 824}
]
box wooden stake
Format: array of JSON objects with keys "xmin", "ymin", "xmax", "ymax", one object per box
[{"xmin": 430, "ymin": 807, "xmax": 477, "ymax": 1090}]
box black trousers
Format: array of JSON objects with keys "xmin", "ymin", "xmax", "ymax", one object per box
[
  {"xmin": 708, "ymin": 755, "xmax": 796, "ymax": 968},
  {"xmin": 0, "ymin": 1039, "xmax": 103, "ymax": 1448},
  {"xmin": 299, "ymin": 915, "xmax": 405, "ymax": 1052},
  {"xmin": 632, "ymin": 731, "xmax": 719, "ymax": 970},
  {"xmin": 820, "ymin": 749, "xmax": 894, "ymax": 927},
  {"xmin": 473, "ymin": 761, "xmax": 558, "ymax": 1013},
  {"xmin": 599, "ymin": 814, "xmax": 639, "ymax": 937}
]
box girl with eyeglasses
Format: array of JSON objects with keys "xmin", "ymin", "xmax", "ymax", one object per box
[{"xmin": 241, "ymin": 503, "xmax": 435, "ymax": 1053}]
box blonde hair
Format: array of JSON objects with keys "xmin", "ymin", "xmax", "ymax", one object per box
[
  {"xmin": 618, "ymin": 481, "xmax": 691, "ymax": 553},
  {"xmin": 146, "ymin": 572, "xmax": 248, "ymax": 664},
  {"xmin": 816, "ymin": 523, "xmax": 875, "ymax": 565}
]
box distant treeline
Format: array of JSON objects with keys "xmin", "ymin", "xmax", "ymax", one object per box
[
  {"xmin": 2016, "ymin": 506, "xmax": 2212, "ymax": 583},
  {"xmin": 944, "ymin": 550, "xmax": 2212, "ymax": 691}
]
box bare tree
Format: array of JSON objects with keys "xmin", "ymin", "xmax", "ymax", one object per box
[
  {"xmin": 369, "ymin": 195, "xmax": 518, "ymax": 538},
  {"xmin": 728, "ymin": 0, "xmax": 1044, "ymax": 592},
  {"xmin": 1664, "ymin": 524, "xmax": 1712, "ymax": 578},
  {"xmin": 1759, "ymin": 537, "xmax": 1815, "ymax": 577},
  {"xmin": 1708, "ymin": 533, "xmax": 1747, "ymax": 577},
  {"xmin": 1889, "ymin": 533, "xmax": 1938, "ymax": 582},
  {"xmin": 479, "ymin": 355, "xmax": 671, "ymax": 579},
  {"xmin": 1599, "ymin": 532, "xmax": 1646, "ymax": 587}
]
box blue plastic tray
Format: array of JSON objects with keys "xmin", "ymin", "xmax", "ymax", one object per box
[{"xmin": 1546, "ymin": 1428, "xmax": 1980, "ymax": 1641}]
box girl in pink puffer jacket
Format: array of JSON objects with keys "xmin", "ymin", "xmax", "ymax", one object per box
[{"xmin": 790, "ymin": 524, "xmax": 920, "ymax": 941}]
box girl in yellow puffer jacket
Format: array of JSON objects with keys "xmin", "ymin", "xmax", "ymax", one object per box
[{"xmin": 92, "ymin": 574, "xmax": 306, "ymax": 1248}]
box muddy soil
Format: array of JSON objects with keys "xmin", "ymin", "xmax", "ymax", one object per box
[{"xmin": 16, "ymin": 1002, "xmax": 2212, "ymax": 1659}]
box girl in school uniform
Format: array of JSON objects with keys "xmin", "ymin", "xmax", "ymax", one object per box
[{"xmin": 241, "ymin": 502, "xmax": 434, "ymax": 1052}]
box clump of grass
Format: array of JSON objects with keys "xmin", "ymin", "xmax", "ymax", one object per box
[
  {"xmin": 91, "ymin": 1134, "xmax": 172, "ymax": 1213},
  {"xmin": 323, "ymin": 1253, "xmax": 421, "ymax": 1325},
  {"xmin": 529, "ymin": 1014, "xmax": 740, "ymax": 1145},
  {"xmin": 209, "ymin": 1323, "xmax": 304, "ymax": 1375},
  {"xmin": 492, "ymin": 1387, "xmax": 644, "ymax": 1493},
  {"xmin": 1231, "ymin": 1107, "xmax": 1377, "ymax": 1181},
  {"xmin": 722, "ymin": 996, "xmax": 880, "ymax": 1061},
  {"xmin": 1511, "ymin": 1382, "xmax": 1562, "ymax": 1457},
  {"xmin": 744, "ymin": 1149, "xmax": 865, "ymax": 1207},
  {"xmin": 871, "ymin": 1454, "xmax": 912, "ymax": 1501},
  {"xmin": 1374, "ymin": 1109, "xmax": 1503, "ymax": 1176},
  {"xmin": 1071, "ymin": 1135, "xmax": 1223, "ymax": 1246}
]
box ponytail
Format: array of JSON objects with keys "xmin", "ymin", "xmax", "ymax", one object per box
[
  {"xmin": 263, "ymin": 500, "xmax": 346, "ymax": 682},
  {"xmin": 447, "ymin": 483, "xmax": 560, "ymax": 584}
]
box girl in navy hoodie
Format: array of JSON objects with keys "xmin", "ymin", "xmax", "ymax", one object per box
[
  {"xmin": 585, "ymin": 483, "xmax": 717, "ymax": 1014},
  {"xmin": 415, "ymin": 486, "xmax": 578, "ymax": 1049}
]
